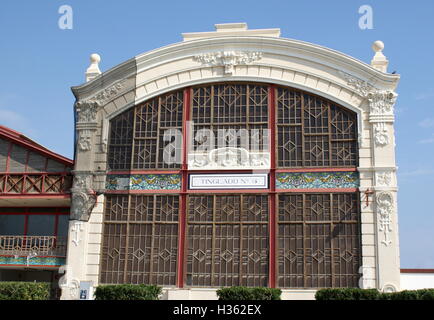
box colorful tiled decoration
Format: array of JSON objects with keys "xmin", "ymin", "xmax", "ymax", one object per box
[
  {"xmin": 0, "ymin": 255, "xmax": 66, "ymax": 267},
  {"xmin": 276, "ymin": 171, "xmax": 359, "ymax": 190},
  {"xmin": 106, "ymin": 174, "xmax": 182, "ymax": 191}
]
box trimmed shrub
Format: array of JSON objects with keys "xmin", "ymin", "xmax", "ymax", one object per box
[
  {"xmin": 316, "ymin": 288, "xmax": 434, "ymax": 300},
  {"xmin": 419, "ymin": 289, "xmax": 434, "ymax": 300},
  {"xmin": 315, "ymin": 288, "xmax": 380, "ymax": 300},
  {"xmin": 0, "ymin": 282, "xmax": 50, "ymax": 300},
  {"xmin": 388, "ymin": 290, "xmax": 420, "ymax": 300},
  {"xmin": 386, "ymin": 289, "xmax": 434, "ymax": 300},
  {"xmin": 94, "ymin": 284, "xmax": 162, "ymax": 300},
  {"xmin": 378, "ymin": 292, "xmax": 394, "ymax": 300},
  {"xmin": 217, "ymin": 287, "xmax": 281, "ymax": 300}
]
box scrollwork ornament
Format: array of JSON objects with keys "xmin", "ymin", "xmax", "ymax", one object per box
[
  {"xmin": 382, "ymin": 283, "xmax": 398, "ymax": 293},
  {"xmin": 194, "ymin": 51, "xmax": 263, "ymax": 75},
  {"xmin": 376, "ymin": 171, "xmax": 392, "ymax": 187},
  {"xmin": 367, "ymin": 90, "xmax": 397, "ymax": 116},
  {"xmin": 92, "ymin": 81, "xmax": 125, "ymax": 104},
  {"xmin": 75, "ymin": 101, "xmax": 100, "ymax": 123},
  {"xmin": 72, "ymin": 173, "xmax": 92, "ymax": 191},
  {"xmin": 338, "ymin": 71, "xmax": 374, "ymax": 97},
  {"xmin": 71, "ymin": 191, "xmax": 96, "ymax": 221},
  {"xmin": 69, "ymin": 279, "xmax": 80, "ymax": 299},
  {"xmin": 376, "ymin": 192, "xmax": 394, "ymax": 246},
  {"xmin": 75, "ymin": 80, "xmax": 126, "ymax": 124},
  {"xmin": 373, "ymin": 122, "xmax": 390, "ymax": 147},
  {"xmin": 78, "ymin": 130, "xmax": 92, "ymax": 151}
]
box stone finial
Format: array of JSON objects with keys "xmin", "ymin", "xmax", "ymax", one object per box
[
  {"xmin": 85, "ymin": 53, "xmax": 101, "ymax": 82},
  {"xmin": 371, "ymin": 41, "xmax": 389, "ymax": 73}
]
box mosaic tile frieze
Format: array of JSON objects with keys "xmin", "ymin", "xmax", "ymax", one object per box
[
  {"xmin": 106, "ymin": 172, "xmax": 357, "ymax": 191},
  {"xmin": 0, "ymin": 255, "xmax": 66, "ymax": 267},
  {"xmin": 276, "ymin": 171, "xmax": 359, "ymax": 190},
  {"xmin": 106, "ymin": 174, "xmax": 182, "ymax": 191}
]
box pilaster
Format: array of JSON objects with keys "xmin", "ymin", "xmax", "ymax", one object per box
[{"xmin": 367, "ymin": 90, "xmax": 401, "ymax": 292}]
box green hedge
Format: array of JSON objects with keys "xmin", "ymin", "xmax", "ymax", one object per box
[
  {"xmin": 217, "ymin": 287, "xmax": 281, "ymax": 300},
  {"xmin": 380, "ymin": 289, "xmax": 434, "ymax": 300},
  {"xmin": 315, "ymin": 288, "xmax": 434, "ymax": 300},
  {"xmin": 94, "ymin": 284, "xmax": 162, "ymax": 300},
  {"xmin": 0, "ymin": 282, "xmax": 50, "ymax": 300},
  {"xmin": 315, "ymin": 288, "xmax": 380, "ymax": 300}
]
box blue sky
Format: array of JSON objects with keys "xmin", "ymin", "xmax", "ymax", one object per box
[{"xmin": 0, "ymin": 0, "xmax": 433, "ymax": 268}]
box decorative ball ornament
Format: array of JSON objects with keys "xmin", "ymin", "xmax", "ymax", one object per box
[
  {"xmin": 90, "ymin": 53, "xmax": 101, "ymax": 64},
  {"xmin": 372, "ymin": 40, "xmax": 385, "ymax": 53}
]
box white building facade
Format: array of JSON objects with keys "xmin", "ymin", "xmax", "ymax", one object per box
[{"xmin": 60, "ymin": 23, "xmax": 401, "ymax": 300}]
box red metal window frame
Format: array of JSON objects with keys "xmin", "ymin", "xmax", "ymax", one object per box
[{"xmin": 0, "ymin": 207, "xmax": 70, "ymax": 237}]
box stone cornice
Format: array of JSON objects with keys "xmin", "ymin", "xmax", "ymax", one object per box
[
  {"xmin": 71, "ymin": 36, "xmax": 400, "ymax": 100},
  {"xmin": 71, "ymin": 58, "xmax": 136, "ymax": 101}
]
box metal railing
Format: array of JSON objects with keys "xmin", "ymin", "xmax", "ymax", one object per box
[
  {"xmin": 0, "ymin": 174, "xmax": 72, "ymax": 194},
  {"xmin": 0, "ymin": 236, "xmax": 67, "ymax": 257}
]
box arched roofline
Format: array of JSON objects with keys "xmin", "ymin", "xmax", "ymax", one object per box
[{"xmin": 72, "ymin": 35, "xmax": 399, "ymax": 101}]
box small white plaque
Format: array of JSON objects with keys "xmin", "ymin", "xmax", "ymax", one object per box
[{"xmin": 189, "ymin": 174, "xmax": 268, "ymax": 190}]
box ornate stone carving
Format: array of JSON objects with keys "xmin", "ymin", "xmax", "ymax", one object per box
[
  {"xmin": 373, "ymin": 122, "xmax": 390, "ymax": 147},
  {"xmin": 70, "ymin": 221, "xmax": 84, "ymax": 246},
  {"xmin": 71, "ymin": 191, "xmax": 96, "ymax": 221},
  {"xmin": 338, "ymin": 71, "xmax": 397, "ymax": 146},
  {"xmin": 358, "ymin": 265, "xmax": 375, "ymax": 289},
  {"xmin": 376, "ymin": 192, "xmax": 394, "ymax": 246},
  {"xmin": 382, "ymin": 283, "xmax": 398, "ymax": 293},
  {"xmin": 75, "ymin": 80, "xmax": 126, "ymax": 123},
  {"xmin": 75, "ymin": 101, "xmax": 99, "ymax": 123},
  {"xmin": 338, "ymin": 71, "xmax": 374, "ymax": 97},
  {"xmin": 376, "ymin": 171, "xmax": 392, "ymax": 187},
  {"xmin": 91, "ymin": 80, "xmax": 125, "ymax": 105},
  {"xmin": 68, "ymin": 279, "xmax": 80, "ymax": 299},
  {"xmin": 367, "ymin": 91, "xmax": 397, "ymax": 116},
  {"xmin": 71, "ymin": 173, "xmax": 96, "ymax": 221},
  {"xmin": 193, "ymin": 51, "xmax": 263, "ymax": 74},
  {"xmin": 188, "ymin": 147, "xmax": 270, "ymax": 170},
  {"xmin": 73, "ymin": 173, "xmax": 92, "ymax": 190},
  {"xmin": 78, "ymin": 130, "xmax": 92, "ymax": 151},
  {"xmin": 58, "ymin": 268, "xmax": 81, "ymax": 300}
]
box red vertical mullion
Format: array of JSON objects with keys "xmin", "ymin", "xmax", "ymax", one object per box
[
  {"xmin": 268, "ymin": 85, "xmax": 277, "ymax": 288},
  {"xmin": 177, "ymin": 87, "xmax": 191, "ymax": 288}
]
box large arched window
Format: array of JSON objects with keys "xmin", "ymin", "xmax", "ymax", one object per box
[{"xmin": 102, "ymin": 83, "xmax": 361, "ymax": 289}]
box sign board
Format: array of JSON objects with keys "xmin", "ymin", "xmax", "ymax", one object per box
[
  {"xmin": 79, "ymin": 281, "xmax": 93, "ymax": 300},
  {"xmin": 189, "ymin": 173, "xmax": 268, "ymax": 190}
]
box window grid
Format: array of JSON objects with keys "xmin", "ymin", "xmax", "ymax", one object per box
[
  {"xmin": 100, "ymin": 195, "xmax": 179, "ymax": 286},
  {"xmin": 277, "ymin": 193, "xmax": 361, "ymax": 288},
  {"xmin": 276, "ymin": 88, "xmax": 358, "ymax": 168},
  {"xmin": 186, "ymin": 194, "xmax": 269, "ymax": 287}
]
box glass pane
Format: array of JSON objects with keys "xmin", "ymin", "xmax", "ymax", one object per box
[
  {"xmin": 27, "ymin": 215, "xmax": 55, "ymax": 236},
  {"xmin": 57, "ymin": 215, "xmax": 70, "ymax": 238},
  {"xmin": 0, "ymin": 215, "xmax": 25, "ymax": 235}
]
